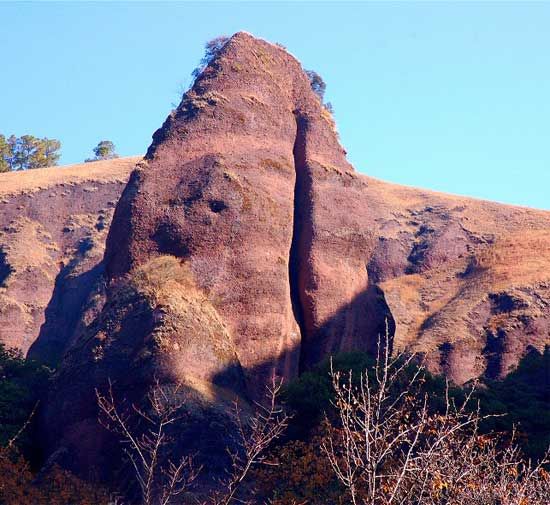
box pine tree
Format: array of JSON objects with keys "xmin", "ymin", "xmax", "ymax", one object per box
[
  {"xmin": 0, "ymin": 135, "xmax": 61, "ymax": 171},
  {"xmin": 85, "ymin": 140, "xmax": 118, "ymax": 162},
  {"xmin": 0, "ymin": 135, "xmax": 10, "ymax": 173}
]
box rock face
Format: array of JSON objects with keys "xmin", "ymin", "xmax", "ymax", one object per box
[
  {"xmin": 6, "ymin": 32, "xmax": 547, "ymax": 480},
  {"xmin": 103, "ymin": 32, "xmax": 386, "ymax": 394},
  {"xmin": 0, "ymin": 158, "xmax": 137, "ymax": 362}
]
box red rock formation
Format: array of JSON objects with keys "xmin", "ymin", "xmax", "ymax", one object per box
[
  {"xmin": 38, "ymin": 33, "xmax": 391, "ymax": 480},
  {"xmin": 103, "ymin": 32, "xmax": 387, "ymax": 395},
  {"xmin": 25, "ymin": 32, "xmax": 550, "ymax": 482}
]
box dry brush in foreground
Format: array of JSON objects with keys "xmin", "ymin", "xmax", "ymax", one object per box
[{"xmin": 323, "ymin": 338, "xmax": 550, "ymax": 505}]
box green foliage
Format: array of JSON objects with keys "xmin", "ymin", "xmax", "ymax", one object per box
[
  {"xmin": 0, "ymin": 344, "xmax": 51, "ymax": 458},
  {"xmin": 0, "ymin": 134, "xmax": 61, "ymax": 171},
  {"xmin": 305, "ymin": 70, "xmax": 336, "ymax": 115},
  {"xmin": 85, "ymin": 140, "xmax": 119, "ymax": 162},
  {"xmin": 191, "ymin": 36, "xmax": 229, "ymax": 80},
  {"xmin": 0, "ymin": 345, "xmax": 112, "ymax": 503},
  {"xmin": 476, "ymin": 346, "xmax": 550, "ymax": 461},
  {"xmin": 0, "ymin": 135, "xmax": 10, "ymax": 173},
  {"xmin": 284, "ymin": 351, "xmax": 459, "ymax": 438},
  {"xmin": 305, "ymin": 69, "xmax": 327, "ymax": 102},
  {"xmin": 284, "ymin": 352, "xmax": 374, "ymax": 437},
  {"xmin": 283, "ymin": 348, "xmax": 550, "ymax": 466}
]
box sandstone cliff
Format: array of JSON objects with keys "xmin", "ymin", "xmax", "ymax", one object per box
[{"xmin": 1, "ymin": 32, "xmax": 548, "ymax": 481}]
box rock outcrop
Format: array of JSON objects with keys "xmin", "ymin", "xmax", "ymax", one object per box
[
  {"xmin": 2, "ymin": 32, "xmax": 548, "ymax": 482},
  {"xmin": 40, "ymin": 32, "xmax": 391, "ymax": 477},
  {"xmin": 0, "ymin": 158, "xmax": 137, "ymax": 362},
  {"xmin": 103, "ymin": 32, "xmax": 388, "ymax": 395}
]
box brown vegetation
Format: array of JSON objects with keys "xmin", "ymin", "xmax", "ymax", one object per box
[
  {"xmin": 0, "ymin": 156, "xmax": 137, "ymax": 197},
  {"xmin": 323, "ymin": 340, "xmax": 550, "ymax": 504},
  {"xmin": 0, "ymin": 156, "xmax": 136, "ymax": 357},
  {"xmin": 96, "ymin": 377, "xmax": 290, "ymax": 504}
]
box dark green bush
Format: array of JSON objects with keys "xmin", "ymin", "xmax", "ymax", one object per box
[{"xmin": 0, "ymin": 344, "xmax": 51, "ymax": 459}]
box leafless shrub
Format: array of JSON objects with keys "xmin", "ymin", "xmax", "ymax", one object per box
[
  {"xmin": 322, "ymin": 334, "xmax": 550, "ymax": 504},
  {"xmin": 97, "ymin": 376, "xmax": 290, "ymax": 505},
  {"xmin": 96, "ymin": 380, "xmax": 200, "ymax": 505},
  {"xmin": 3, "ymin": 400, "xmax": 39, "ymax": 453},
  {"xmin": 209, "ymin": 376, "xmax": 291, "ymax": 505},
  {"xmin": 192, "ymin": 36, "xmax": 229, "ymax": 81},
  {"xmin": 416, "ymin": 427, "xmax": 550, "ymax": 505},
  {"xmin": 0, "ymin": 401, "xmax": 38, "ymax": 480}
]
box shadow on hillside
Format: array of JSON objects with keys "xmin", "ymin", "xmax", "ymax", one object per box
[
  {"xmin": 37, "ymin": 269, "xmax": 550, "ymax": 499},
  {"xmin": 28, "ymin": 261, "xmax": 105, "ymax": 366}
]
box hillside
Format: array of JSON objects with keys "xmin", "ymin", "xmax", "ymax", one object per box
[
  {"xmin": 360, "ymin": 175, "xmax": 550, "ymax": 382},
  {"xmin": 0, "ymin": 157, "xmax": 138, "ymax": 358},
  {"xmin": 0, "ymin": 157, "xmax": 139, "ymax": 198},
  {"xmin": 1, "ymin": 146, "xmax": 549, "ymax": 385},
  {"xmin": 0, "ymin": 32, "xmax": 549, "ymax": 486}
]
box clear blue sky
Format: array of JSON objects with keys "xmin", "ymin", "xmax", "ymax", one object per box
[{"xmin": 1, "ymin": 2, "xmax": 549, "ymax": 209}]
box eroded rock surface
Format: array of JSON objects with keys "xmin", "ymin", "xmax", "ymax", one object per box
[
  {"xmin": 41, "ymin": 32, "xmax": 395, "ymax": 479},
  {"xmin": 0, "ymin": 157, "xmax": 137, "ymax": 361},
  {"xmin": 5, "ymin": 32, "xmax": 547, "ymax": 481},
  {"xmin": 101, "ymin": 32, "xmax": 386, "ymax": 397}
]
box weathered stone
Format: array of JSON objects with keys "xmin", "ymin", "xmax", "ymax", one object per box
[{"xmin": 0, "ymin": 32, "xmax": 548, "ymax": 485}]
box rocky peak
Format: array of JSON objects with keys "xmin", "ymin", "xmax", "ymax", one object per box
[
  {"xmin": 36, "ymin": 33, "xmax": 550, "ymax": 482},
  {"xmin": 97, "ymin": 31, "xmax": 372, "ymax": 404},
  {"xmin": 146, "ymin": 32, "xmax": 348, "ymax": 165},
  {"xmin": 106, "ymin": 31, "xmax": 351, "ymax": 279}
]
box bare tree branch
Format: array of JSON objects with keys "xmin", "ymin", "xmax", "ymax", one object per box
[
  {"xmin": 322, "ymin": 328, "xmax": 550, "ymax": 504},
  {"xmin": 96, "ymin": 378, "xmax": 200, "ymax": 505}
]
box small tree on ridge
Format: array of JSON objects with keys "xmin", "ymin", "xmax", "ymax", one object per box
[
  {"xmin": 305, "ymin": 70, "xmax": 326, "ymax": 102},
  {"xmin": 85, "ymin": 140, "xmax": 119, "ymax": 163},
  {"xmin": 191, "ymin": 36, "xmax": 229, "ymax": 81}
]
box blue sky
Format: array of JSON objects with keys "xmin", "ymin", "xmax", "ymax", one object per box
[{"xmin": 1, "ymin": 2, "xmax": 549, "ymax": 209}]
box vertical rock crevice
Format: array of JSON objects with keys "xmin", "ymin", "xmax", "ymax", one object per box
[
  {"xmin": 288, "ymin": 112, "xmax": 397, "ymax": 371},
  {"xmin": 288, "ymin": 113, "xmax": 313, "ymax": 369}
]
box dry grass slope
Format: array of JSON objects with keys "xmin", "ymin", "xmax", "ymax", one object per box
[
  {"xmin": 361, "ymin": 174, "xmax": 550, "ymax": 382},
  {"xmin": 0, "ymin": 156, "xmax": 140, "ymax": 197},
  {"xmin": 0, "ymin": 157, "xmax": 138, "ymax": 355}
]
